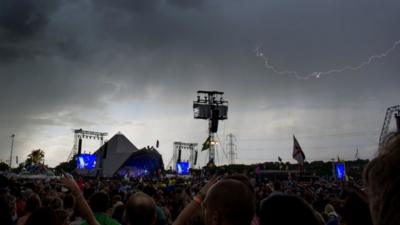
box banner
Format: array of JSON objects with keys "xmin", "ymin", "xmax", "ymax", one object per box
[
  {"xmin": 292, "ymin": 135, "xmax": 305, "ymax": 165},
  {"xmin": 202, "ymin": 135, "xmax": 211, "ymax": 151}
]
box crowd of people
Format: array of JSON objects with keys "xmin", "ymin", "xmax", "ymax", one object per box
[{"xmin": 1, "ymin": 133, "xmax": 399, "ymax": 225}]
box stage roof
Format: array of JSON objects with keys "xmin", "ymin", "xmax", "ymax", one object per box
[{"xmin": 94, "ymin": 132, "xmax": 138, "ymax": 177}]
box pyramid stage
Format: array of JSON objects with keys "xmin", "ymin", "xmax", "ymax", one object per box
[{"xmin": 76, "ymin": 133, "xmax": 164, "ymax": 178}]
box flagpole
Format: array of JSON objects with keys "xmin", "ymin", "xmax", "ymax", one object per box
[
  {"xmin": 355, "ymin": 147, "xmax": 359, "ymax": 160},
  {"xmin": 9, "ymin": 134, "xmax": 15, "ymax": 170}
]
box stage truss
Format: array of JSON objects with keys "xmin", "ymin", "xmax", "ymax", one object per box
[
  {"xmin": 67, "ymin": 129, "xmax": 108, "ymax": 161},
  {"xmin": 168, "ymin": 142, "xmax": 198, "ymax": 171}
]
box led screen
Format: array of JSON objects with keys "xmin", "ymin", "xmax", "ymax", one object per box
[
  {"xmin": 76, "ymin": 154, "xmax": 97, "ymax": 170},
  {"xmin": 335, "ymin": 162, "xmax": 346, "ymax": 181},
  {"xmin": 176, "ymin": 162, "xmax": 190, "ymax": 175}
]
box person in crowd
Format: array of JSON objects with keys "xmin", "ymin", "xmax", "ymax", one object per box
[
  {"xmin": 25, "ymin": 207, "xmax": 58, "ymax": 225},
  {"xmin": 55, "ymin": 209, "xmax": 71, "ymax": 225},
  {"xmin": 4, "ymin": 136, "xmax": 400, "ymax": 225},
  {"xmin": 49, "ymin": 197, "xmax": 64, "ymax": 210},
  {"xmin": 0, "ymin": 194, "xmax": 17, "ymax": 225},
  {"xmin": 141, "ymin": 185, "xmax": 168, "ymax": 225},
  {"xmin": 63, "ymin": 193, "xmax": 77, "ymax": 223},
  {"xmin": 324, "ymin": 204, "xmax": 339, "ymax": 225},
  {"xmin": 81, "ymin": 191, "xmax": 120, "ymax": 225},
  {"xmin": 16, "ymin": 193, "xmax": 41, "ymax": 225},
  {"xmin": 204, "ymin": 178, "xmax": 256, "ymax": 225},
  {"xmin": 111, "ymin": 195, "xmax": 123, "ymax": 209},
  {"xmin": 340, "ymin": 188, "xmax": 372, "ymax": 225},
  {"xmin": 174, "ymin": 176, "xmax": 256, "ymax": 225},
  {"xmin": 364, "ymin": 133, "xmax": 400, "ymax": 225},
  {"xmin": 60, "ymin": 173, "xmax": 101, "ymax": 225},
  {"xmin": 63, "ymin": 193, "xmax": 75, "ymax": 211},
  {"xmin": 272, "ymin": 181, "xmax": 282, "ymax": 194},
  {"xmin": 111, "ymin": 204, "xmax": 125, "ymax": 224},
  {"xmin": 259, "ymin": 194, "xmax": 322, "ymax": 225},
  {"xmin": 125, "ymin": 192, "xmax": 157, "ymax": 225}
]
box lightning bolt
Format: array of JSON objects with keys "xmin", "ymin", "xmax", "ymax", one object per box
[{"xmin": 255, "ymin": 39, "xmax": 400, "ymax": 80}]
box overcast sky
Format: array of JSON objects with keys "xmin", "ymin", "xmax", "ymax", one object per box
[{"xmin": 1, "ymin": 0, "xmax": 399, "ymax": 167}]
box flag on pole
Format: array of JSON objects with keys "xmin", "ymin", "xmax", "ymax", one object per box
[
  {"xmin": 292, "ymin": 135, "xmax": 305, "ymax": 165},
  {"xmin": 202, "ymin": 135, "xmax": 212, "ymax": 151},
  {"xmin": 156, "ymin": 140, "xmax": 159, "ymax": 148}
]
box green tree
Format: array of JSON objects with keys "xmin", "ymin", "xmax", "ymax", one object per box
[
  {"xmin": 0, "ymin": 162, "xmax": 9, "ymax": 171},
  {"xmin": 55, "ymin": 155, "xmax": 77, "ymax": 174},
  {"xmin": 25, "ymin": 149, "xmax": 45, "ymax": 166}
]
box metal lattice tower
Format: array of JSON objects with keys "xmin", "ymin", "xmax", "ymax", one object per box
[
  {"xmin": 226, "ymin": 134, "xmax": 237, "ymax": 165},
  {"xmin": 68, "ymin": 129, "xmax": 108, "ymax": 161},
  {"xmin": 379, "ymin": 105, "xmax": 400, "ymax": 146},
  {"xmin": 193, "ymin": 91, "xmax": 228, "ymax": 164}
]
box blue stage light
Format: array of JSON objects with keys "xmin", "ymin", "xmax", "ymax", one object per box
[
  {"xmin": 335, "ymin": 162, "xmax": 346, "ymax": 181},
  {"xmin": 76, "ymin": 154, "xmax": 97, "ymax": 170},
  {"xmin": 176, "ymin": 162, "xmax": 190, "ymax": 175}
]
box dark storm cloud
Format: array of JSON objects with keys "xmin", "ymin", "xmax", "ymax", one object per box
[
  {"xmin": 95, "ymin": 0, "xmax": 205, "ymax": 13},
  {"xmin": 1, "ymin": 0, "xmax": 400, "ymax": 114},
  {"xmin": 0, "ymin": 0, "xmax": 58, "ymax": 37},
  {"xmin": 167, "ymin": 0, "xmax": 205, "ymax": 9},
  {"xmin": 2, "ymin": 0, "xmax": 399, "ymax": 115},
  {"xmin": 0, "ymin": 0, "xmax": 60, "ymax": 60},
  {"xmin": 1, "ymin": 0, "xmax": 400, "ymax": 163},
  {"xmin": 96, "ymin": 0, "xmax": 161, "ymax": 12}
]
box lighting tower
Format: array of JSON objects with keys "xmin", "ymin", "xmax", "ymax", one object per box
[
  {"xmin": 379, "ymin": 105, "xmax": 400, "ymax": 146},
  {"xmin": 9, "ymin": 134, "xmax": 15, "ymax": 169},
  {"xmin": 226, "ymin": 133, "xmax": 237, "ymax": 165},
  {"xmin": 193, "ymin": 91, "xmax": 228, "ymax": 164}
]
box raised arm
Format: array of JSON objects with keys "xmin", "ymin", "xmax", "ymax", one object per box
[
  {"xmin": 173, "ymin": 176, "xmax": 218, "ymax": 225},
  {"xmin": 60, "ymin": 173, "xmax": 100, "ymax": 225}
]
